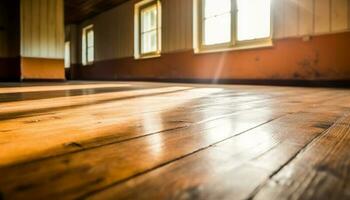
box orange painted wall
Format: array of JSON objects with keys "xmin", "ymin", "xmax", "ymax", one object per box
[
  {"xmin": 73, "ymin": 32, "xmax": 350, "ymax": 81},
  {"xmin": 21, "ymin": 57, "xmax": 65, "ymax": 80}
]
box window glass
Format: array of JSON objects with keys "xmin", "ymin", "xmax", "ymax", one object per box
[
  {"xmin": 236, "ymin": 0, "xmax": 271, "ymax": 41},
  {"xmin": 141, "ymin": 4, "xmax": 158, "ymax": 54},
  {"xmin": 203, "ymin": 0, "xmax": 232, "ymax": 45},
  {"xmin": 82, "ymin": 25, "xmax": 94, "ymax": 65},
  {"xmin": 87, "ymin": 29, "xmax": 94, "ymax": 63},
  {"xmin": 64, "ymin": 41, "xmax": 70, "ymax": 68}
]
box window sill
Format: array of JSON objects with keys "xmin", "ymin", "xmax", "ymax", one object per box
[
  {"xmin": 135, "ymin": 54, "xmax": 161, "ymax": 60},
  {"xmin": 194, "ymin": 40, "xmax": 273, "ymax": 54},
  {"xmin": 82, "ymin": 62, "xmax": 94, "ymax": 66}
]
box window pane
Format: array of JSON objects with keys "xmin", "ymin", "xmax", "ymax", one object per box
[
  {"xmin": 204, "ymin": 0, "xmax": 231, "ymax": 18},
  {"xmin": 141, "ymin": 5, "xmax": 157, "ymax": 32},
  {"xmin": 237, "ymin": 0, "xmax": 271, "ymax": 41},
  {"xmin": 65, "ymin": 42, "xmax": 70, "ymax": 68},
  {"xmin": 87, "ymin": 30, "xmax": 94, "ymax": 47},
  {"xmin": 87, "ymin": 47, "xmax": 94, "ymax": 63},
  {"xmin": 141, "ymin": 30, "xmax": 157, "ymax": 54},
  {"xmin": 204, "ymin": 13, "xmax": 231, "ymax": 45}
]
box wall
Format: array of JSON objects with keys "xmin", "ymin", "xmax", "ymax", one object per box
[
  {"xmin": 0, "ymin": 1, "xmax": 7, "ymax": 58},
  {"xmin": 72, "ymin": 0, "xmax": 350, "ymax": 82},
  {"xmin": 0, "ymin": 0, "xmax": 20, "ymax": 81},
  {"xmin": 20, "ymin": 0, "xmax": 65, "ymax": 80}
]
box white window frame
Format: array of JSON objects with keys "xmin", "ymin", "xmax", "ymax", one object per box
[
  {"xmin": 82, "ymin": 24, "xmax": 94, "ymax": 65},
  {"xmin": 194, "ymin": 0, "xmax": 273, "ymax": 54},
  {"xmin": 134, "ymin": 0, "xmax": 162, "ymax": 59},
  {"xmin": 65, "ymin": 41, "xmax": 71, "ymax": 68}
]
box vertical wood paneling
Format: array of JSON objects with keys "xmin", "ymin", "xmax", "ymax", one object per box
[
  {"xmin": 40, "ymin": 0, "xmax": 47, "ymax": 57},
  {"xmin": 298, "ymin": 0, "xmax": 314, "ymax": 35},
  {"xmin": 22, "ymin": 0, "xmax": 32, "ymax": 57},
  {"xmin": 91, "ymin": 0, "xmax": 134, "ymax": 61},
  {"xmin": 163, "ymin": 0, "xmax": 169, "ymax": 52},
  {"xmin": 47, "ymin": 0, "xmax": 56, "ymax": 57},
  {"xmin": 32, "ymin": 0, "xmax": 40, "ymax": 57},
  {"xmin": 331, "ymin": 0, "xmax": 348, "ymax": 31},
  {"xmin": 315, "ymin": 0, "xmax": 331, "ymax": 33},
  {"xmin": 185, "ymin": 0, "xmax": 192, "ymax": 49},
  {"xmin": 76, "ymin": 0, "xmax": 350, "ymax": 61},
  {"xmin": 284, "ymin": 0, "xmax": 299, "ymax": 37},
  {"xmin": 21, "ymin": 0, "xmax": 64, "ymax": 59},
  {"xmin": 162, "ymin": 0, "xmax": 190, "ymax": 53},
  {"xmin": 273, "ymin": 0, "xmax": 285, "ymax": 38},
  {"xmin": 56, "ymin": 0, "xmax": 64, "ymax": 58}
]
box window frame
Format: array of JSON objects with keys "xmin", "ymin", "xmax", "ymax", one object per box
[
  {"xmin": 82, "ymin": 25, "xmax": 94, "ymax": 66},
  {"xmin": 64, "ymin": 41, "xmax": 71, "ymax": 69},
  {"xmin": 135, "ymin": 0, "xmax": 162, "ymax": 59},
  {"xmin": 195, "ymin": 0, "xmax": 273, "ymax": 53}
]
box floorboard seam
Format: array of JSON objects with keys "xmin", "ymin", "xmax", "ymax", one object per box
[
  {"xmin": 0, "ymin": 105, "xmax": 287, "ymax": 168},
  {"xmin": 78, "ymin": 113, "xmax": 289, "ymax": 199},
  {"xmin": 245, "ymin": 113, "xmax": 348, "ymax": 200},
  {"xmin": 0, "ymin": 88, "xmax": 192, "ymax": 121}
]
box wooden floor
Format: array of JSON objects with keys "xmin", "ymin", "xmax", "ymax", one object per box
[{"xmin": 0, "ymin": 81, "xmax": 349, "ymax": 200}]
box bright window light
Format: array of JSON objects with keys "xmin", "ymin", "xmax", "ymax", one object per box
[
  {"xmin": 141, "ymin": 4, "xmax": 158, "ymax": 54},
  {"xmin": 87, "ymin": 29, "xmax": 94, "ymax": 63},
  {"xmin": 82, "ymin": 25, "xmax": 94, "ymax": 65},
  {"xmin": 203, "ymin": 0, "xmax": 232, "ymax": 45},
  {"xmin": 236, "ymin": 0, "xmax": 271, "ymax": 41},
  {"xmin": 64, "ymin": 41, "xmax": 70, "ymax": 68}
]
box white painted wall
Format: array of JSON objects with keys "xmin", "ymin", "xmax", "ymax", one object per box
[{"xmin": 76, "ymin": 0, "xmax": 350, "ymax": 62}]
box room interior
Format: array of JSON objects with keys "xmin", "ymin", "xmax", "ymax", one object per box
[{"xmin": 0, "ymin": 0, "xmax": 349, "ymax": 199}]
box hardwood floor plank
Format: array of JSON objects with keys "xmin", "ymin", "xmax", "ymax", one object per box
[
  {"xmin": 0, "ymin": 83, "xmax": 132, "ymax": 94},
  {"xmin": 0, "ymin": 86, "xmax": 343, "ymax": 167},
  {"xmin": 250, "ymin": 113, "xmax": 350, "ymax": 200},
  {"xmin": 83, "ymin": 112, "xmax": 341, "ymax": 200},
  {"xmin": 0, "ymin": 82, "xmax": 348, "ymax": 200},
  {"xmin": 0, "ymin": 86, "xmax": 190, "ymax": 119},
  {"xmin": 0, "ymin": 107, "xmax": 289, "ymax": 199}
]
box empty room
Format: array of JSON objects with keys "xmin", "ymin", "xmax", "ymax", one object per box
[{"xmin": 0, "ymin": 0, "xmax": 349, "ymax": 199}]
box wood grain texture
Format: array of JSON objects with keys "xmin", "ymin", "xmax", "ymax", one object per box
[
  {"xmin": 331, "ymin": 0, "xmax": 348, "ymax": 31},
  {"xmin": 0, "ymin": 81, "xmax": 349, "ymax": 199},
  {"xmin": 315, "ymin": 0, "xmax": 331, "ymax": 33},
  {"xmin": 252, "ymin": 114, "xmax": 350, "ymax": 200},
  {"xmin": 20, "ymin": 0, "xmax": 64, "ymax": 59}
]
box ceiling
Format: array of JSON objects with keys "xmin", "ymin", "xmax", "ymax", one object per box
[{"xmin": 65, "ymin": 0, "xmax": 130, "ymax": 24}]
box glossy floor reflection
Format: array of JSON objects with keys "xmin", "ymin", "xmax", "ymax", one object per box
[{"xmin": 0, "ymin": 81, "xmax": 349, "ymax": 200}]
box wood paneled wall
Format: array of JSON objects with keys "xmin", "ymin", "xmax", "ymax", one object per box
[
  {"xmin": 75, "ymin": 0, "xmax": 350, "ymax": 62},
  {"xmin": 275, "ymin": 0, "xmax": 349, "ymax": 38},
  {"xmin": 162, "ymin": 0, "xmax": 193, "ymax": 52},
  {"xmin": 21, "ymin": 0, "xmax": 64, "ymax": 59}
]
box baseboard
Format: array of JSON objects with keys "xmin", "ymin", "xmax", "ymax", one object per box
[
  {"xmin": 77, "ymin": 78, "xmax": 350, "ymax": 88},
  {"xmin": 21, "ymin": 78, "xmax": 66, "ymax": 82},
  {"xmin": 21, "ymin": 57, "xmax": 65, "ymax": 80}
]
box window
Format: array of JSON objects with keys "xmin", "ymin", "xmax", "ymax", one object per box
[
  {"xmin": 196, "ymin": 0, "xmax": 272, "ymax": 52},
  {"xmin": 203, "ymin": 0, "xmax": 232, "ymax": 46},
  {"xmin": 64, "ymin": 41, "xmax": 70, "ymax": 68},
  {"xmin": 236, "ymin": 0, "xmax": 271, "ymax": 41},
  {"xmin": 135, "ymin": 0, "xmax": 161, "ymax": 59},
  {"xmin": 82, "ymin": 25, "xmax": 94, "ymax": 65}
]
